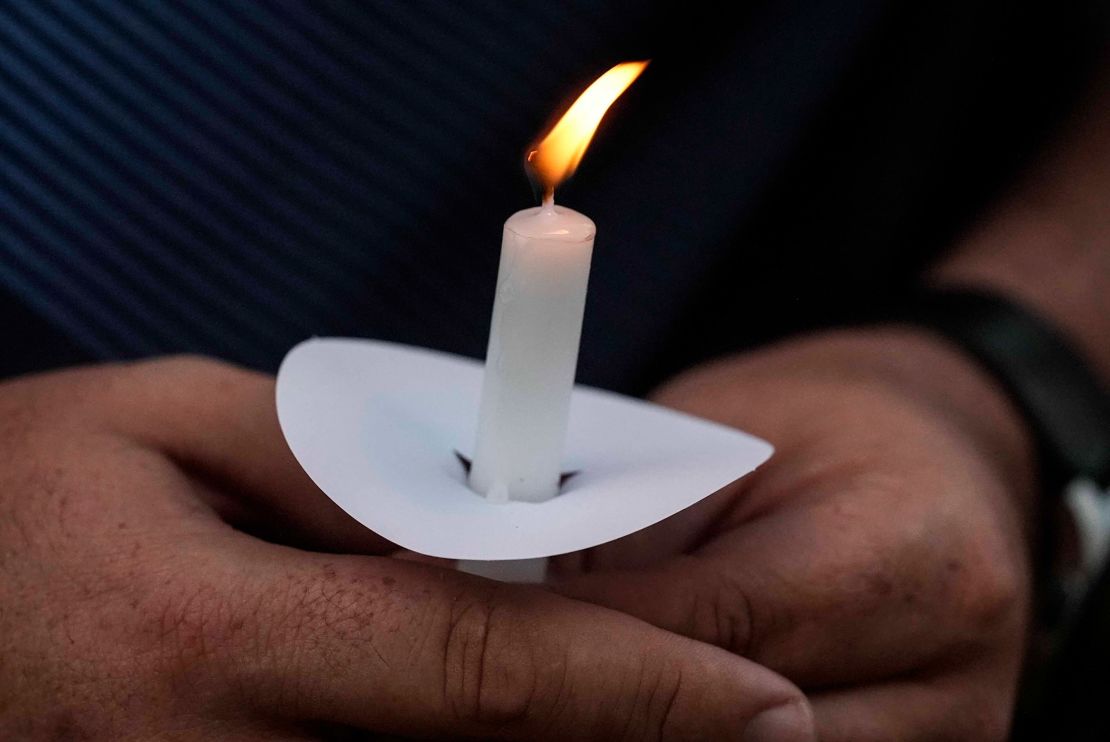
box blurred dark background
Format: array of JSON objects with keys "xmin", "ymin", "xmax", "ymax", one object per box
[{"xmin": 1, "ymin": 0, "xmax": 1105, "ymax": 393}]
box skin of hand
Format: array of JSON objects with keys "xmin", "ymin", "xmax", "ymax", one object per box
[
  {"xmin": 0, "ymin": 357, "xmax": 812, "ymax": 741},
  {"xmin": 550, "ymin": 327, "xmax": 1039, "ymax": 742}
]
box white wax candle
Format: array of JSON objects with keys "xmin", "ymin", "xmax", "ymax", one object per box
[{"xmin": 468, "ymin": 201, "xmax": 595, "ymax": 502}]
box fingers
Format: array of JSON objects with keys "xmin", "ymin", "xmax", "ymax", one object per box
[
  {"xmin": 207, "ymin": 549, "xmax": 814, "ymax": 740},
  {"xmin": 551, "ymin": 489, "xmax": 1024, "ymax": 689},
  {"xmin": 96, "ymin": 356, "xmax": 391, "ymax": 554},
  {"xmin": 807, "ymin": 665, "xmax": 1015, "ymax": 742}
]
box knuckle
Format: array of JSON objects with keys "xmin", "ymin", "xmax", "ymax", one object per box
[
  {"xmin": 710, "ymin": 573, "xmax": 754, "ymax": 653},
  {"xmin": 633, "ymin": 660, "xmax": 685, "ymax": 742},
  {"xmin": 956, "ymin": 551, "xmax": 1026, "ymax": 636},
  {"xmin": 152, "ymin": 578, "xmax": 241, "ymax": 681},
  {"xmin": 699, "ymin": 571, "xmax": 755, "ymax": 656},
  {"xmin": 442, "ymin": 590, "xmax": 540, "ymax": 726},
  {"xmin": 262, "ymin": 564, "xmax": 374, "ymax": 678}
]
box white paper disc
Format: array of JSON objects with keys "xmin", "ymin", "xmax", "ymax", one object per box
[{"xmin": 276, "ymin": 338, "xmax": 773, "ymax": 560}]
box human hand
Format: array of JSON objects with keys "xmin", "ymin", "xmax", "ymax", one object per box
[
  {"xmin": 0, "ymin": 357, "xmax": 811, "ymax": 740},
  {"xmin": 552, "ymin": 329, "xmax": 1037, "ymax": 741}
]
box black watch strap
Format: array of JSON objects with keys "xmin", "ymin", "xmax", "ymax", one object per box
[{"xmin": 892, "ymin": 289, "xmax": 1110, "ymax": 492}]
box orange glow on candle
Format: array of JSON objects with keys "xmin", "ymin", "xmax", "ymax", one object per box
[{"xmin": 527, "ymin": 61, "xmax": 649, "ymax": 199}]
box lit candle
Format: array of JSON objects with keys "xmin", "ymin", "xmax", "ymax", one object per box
[{"xmin": 469, "ymin": 61, "xmax": 648, "ymax": 502}]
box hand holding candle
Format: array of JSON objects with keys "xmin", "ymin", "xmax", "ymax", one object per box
[{"xmin": 468, "ymin": 61, "xmax": 648, "ymax": 502}]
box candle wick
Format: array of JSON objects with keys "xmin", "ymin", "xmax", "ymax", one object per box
[{"xmin": 541, "ymin": 190, "xmax": 556, "ymax": 214}]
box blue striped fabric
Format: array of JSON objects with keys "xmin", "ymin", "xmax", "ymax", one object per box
[{"xmin": 0, "ymin": 0, "xmax": 884, "ymax": 387}]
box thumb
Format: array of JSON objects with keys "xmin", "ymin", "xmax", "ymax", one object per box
[{"xmin": 215, "ymin": 547, "xmax": 817, "ymax": 741}]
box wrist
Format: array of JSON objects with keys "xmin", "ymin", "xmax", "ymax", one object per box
[{"xmin": 932, "ymin": 216, "xmax": 1110, "ymax": 386}]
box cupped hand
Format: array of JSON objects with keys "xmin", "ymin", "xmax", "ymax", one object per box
[
  {"xmin": 0, "ymin": 358, "xmax": 809, "ymax": 740},
  {"xmin": 552, "ymin": 328, "xmax": 1037, "ymax": 741}
]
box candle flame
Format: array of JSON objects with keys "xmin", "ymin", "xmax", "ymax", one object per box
[{"xmin": 528, "ymin": 61, "xmax": 649, "ymax": 200}]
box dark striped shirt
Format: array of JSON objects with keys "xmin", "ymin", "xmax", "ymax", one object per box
[{"xmin": 0, "ymin": 1, "xmax": 1096, "ymax": 390}]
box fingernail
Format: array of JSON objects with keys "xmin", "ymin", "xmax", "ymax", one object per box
[{"xmin": 742, "ymin": 699, "xmax": 816, "ymax": 742}]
